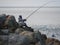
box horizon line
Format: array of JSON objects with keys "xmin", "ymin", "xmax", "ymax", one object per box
[{"xmin": 0, "ymin": 6, "xmax": 60, "ymax": 8}]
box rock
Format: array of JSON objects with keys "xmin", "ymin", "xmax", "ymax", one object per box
[
  {"xmin": 41, "ymin": 34, "xmax": 47, "ymax": 41},
  {"xmin": 4, "ymin": 15, "xmax": 18, "ymax": 33},
  {"xmin": 15, "ymin": 28, "xmax": 25, "ymax": 34},
  {"xmin": 0, "ymin": 30, "xmax": 9, "ymax": 35},
  {"xmin": 52, "ymin": 34, "xmax": 56, "ymax": 37},
  {"xmin": 0, "ymin": 29, "xmax": 9, "ymax": 35},
  {"xmin": 19, "ymin": 31, "xmax": 38, "ymax": 45},
  {"xmin": 19, "ymin": 31, "xmax": 35, "ymax": 42},
  {"xmin": 0, "ymin": 37, "xmax": 3, "ymax": 45},
  {"xmin": 0, "ymin": 14, "xmax": 6, "ymax": 29},
  {"xmin": 46, "ymin": 38, "xmax": 60, "ymax": 45},
  {"xmin": 23, "ymin": 27, "xmax": 34, "ymax": 32},
  {"xmin": 35, "ymin": 42, "xmax": 41, "ymax": 45},
  {"xmin": 0, "ymin": 35, "xmax": 8, "ymax": 45},
  {"xmin": 17, "ymin": 35, "xmax": 31, "ymax": 45},
  {"xmin": 19, "ymin": 31, "xmax": 47, "ymax": 45},
  {"xmin": 34, "ymin": 31, "xmax": 46, "ymax": 45},
  {"xmin": 9, "ymin": 33, "xmax": 32, "ymax": 45}
]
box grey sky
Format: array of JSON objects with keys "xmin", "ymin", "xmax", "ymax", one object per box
[
  {"xmin": 0, "ymin": 0, "xmax": 60, "ymax": 26},
  {"xmin": 0, "ymin": 0, "xmax": 60, "ymax": 7}
]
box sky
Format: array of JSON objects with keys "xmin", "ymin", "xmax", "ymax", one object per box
[
  {"xmin": 0, "ymin": 0, "xmax": 60, "ymax": 7},
  {"xmin": 0, "ymin": 0, "xmax": 60, "ymax": 26}
]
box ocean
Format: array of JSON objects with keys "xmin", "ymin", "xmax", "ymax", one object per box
[{"xmin": 0, "ymin": 8, "xmax": 60, "ymax": 26}]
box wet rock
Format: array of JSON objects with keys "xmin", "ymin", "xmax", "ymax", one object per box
[{"xmin": 52, "ymin": 34, "xmax": 56, "ymax": 37}]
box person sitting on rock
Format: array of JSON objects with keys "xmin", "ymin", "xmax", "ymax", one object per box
[{"xmin": 18, "ymin": 15, "xmax": 28, "ymax": 28}]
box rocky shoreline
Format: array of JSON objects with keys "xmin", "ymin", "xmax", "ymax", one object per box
[{"xmin": 0, "ymin": 14, "xmax": 60, "ymax": 45}]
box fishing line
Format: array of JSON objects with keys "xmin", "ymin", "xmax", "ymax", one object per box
[{"xmin": 26, "ymin": 0, "xmax": 55, "ymax": 19}]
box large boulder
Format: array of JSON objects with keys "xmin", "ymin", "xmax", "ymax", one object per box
[
  {"xmin": 34, "ymin": 31, "xmax": 46, "ymax": 45},
  {"xmin": 41, "ymin": 34, "xmax": 47, "ymax": 42},
  {"xmin": 46, "ymin": 38, "xmax": 60, "ymax": 45},
  {"xmin": 9, "ymin": 31, "xmax": 35, "ymax": 45},
  {"xmin": 4, "ymin": 15, "xmax": 18, "ymax": 33},
  {"xmin": 36, "ymin": 33, "xmax": 60, "ymax": 45},
  {"xmin": 8, "ymin": 31, "xmax": 37, "ymax": 45},
  {"xmin": 19, "ymin": 31, "xmax": 35, "ymax": 43},
  {"xmin": 35, "ymin": 33, "xmax": 60, "ymax": 45},
  {"xmin": 0, "ymin": 14, "xmax": 6, "ymax": 29},
  {"xmin": 19, "ymin": 31, "xmax": 46, "ymax": 45}
]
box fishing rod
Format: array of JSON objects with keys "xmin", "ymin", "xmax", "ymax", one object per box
[{"xmin": 26, "ymin": 0, "xmax": 54, "ymax": 19}]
